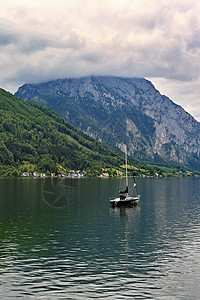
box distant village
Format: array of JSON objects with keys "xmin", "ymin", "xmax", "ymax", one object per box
[
  {"xmin": 22, "ymin": 170, "xmax": 87, "ymax": 178},
  {"xmin": 21, "ymin": 170, "xmax": 117, "ymax": 178}
]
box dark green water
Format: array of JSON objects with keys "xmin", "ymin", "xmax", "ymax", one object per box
[{"xmin": 0, "ymin": 177, "xmax": 200, "ymax": 299}]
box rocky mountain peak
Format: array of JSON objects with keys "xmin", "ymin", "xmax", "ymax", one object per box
[{"xmin": 15, "ymin": 76, "xmax": 200, "ymax": 170}]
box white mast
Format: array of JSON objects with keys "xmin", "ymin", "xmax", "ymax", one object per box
[{"xmin": 125, "ymin": 145, "xmax": 128, "ymax": 188}]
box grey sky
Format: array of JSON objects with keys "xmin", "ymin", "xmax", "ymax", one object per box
[{"xmin": 0, "ymin": 0, "xmax": 200, "ymax": 120}]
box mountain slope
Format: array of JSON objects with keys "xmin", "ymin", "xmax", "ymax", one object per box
[
  {"xmin": 15, "ymin": 76, "xmax": 200, "ymax": 170},
  {"xmin": 0, "ymin": 88, "xmax": 126, "ymax": 175}
]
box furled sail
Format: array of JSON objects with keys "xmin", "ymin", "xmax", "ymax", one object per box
[{"xmin": 120, "ymin": 186, "xmax": 128, "ymax": 194}]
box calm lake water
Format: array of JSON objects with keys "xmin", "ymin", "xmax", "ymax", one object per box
[{"xmin": 0, "ymin": 177, "xmax": 200, "ymax": 299}]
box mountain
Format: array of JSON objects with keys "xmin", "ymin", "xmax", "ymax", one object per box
[
  {"xmin": 15, "ymin": 76, "xmax": 200, "ymax": 171},
  {"xmin": 0, "ymin": 88, "xmax": 126, "ymax": 176}
]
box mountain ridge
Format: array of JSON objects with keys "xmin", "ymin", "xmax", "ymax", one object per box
[{"xmin": 15, "ymin": 76, "xmax": 200, "ymax": 171}]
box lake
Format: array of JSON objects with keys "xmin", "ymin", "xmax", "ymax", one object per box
[{"xmin": 0, "ymin": 177, "xmax": 200, "ymax": 299}]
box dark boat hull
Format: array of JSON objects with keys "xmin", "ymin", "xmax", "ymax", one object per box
[{"xmin": 110, "ymin": 195, "xmax": 140, "ymax": 207}]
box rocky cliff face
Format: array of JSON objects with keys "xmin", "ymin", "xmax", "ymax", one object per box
[{"xmin": 15, "ymin": 76, "xmax": 200, "ymax": 170}]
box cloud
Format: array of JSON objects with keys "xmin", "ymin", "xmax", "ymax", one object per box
[
  {"xmin": 0, "ymin": 0, "xmax": 200, "ymax": 119},
  {"xmin": 0, "ymin": 31, "xmax": 18, "ymax": 46}
]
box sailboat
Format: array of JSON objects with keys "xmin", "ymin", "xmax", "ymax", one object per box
[{"xmin": 110, "ymin": 145, "xmax": 141, "ymax": 207}]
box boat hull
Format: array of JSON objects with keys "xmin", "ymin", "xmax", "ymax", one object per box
[{"xmin": 110, "ymin": 195, "xmax": 140, "ymax": 207}]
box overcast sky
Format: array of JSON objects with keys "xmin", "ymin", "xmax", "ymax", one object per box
[{"xmin": 0, "ymin": 0, "xmax": 200, "ymax": 120}]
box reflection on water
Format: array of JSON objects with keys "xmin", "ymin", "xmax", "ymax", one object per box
[{"xmin": 0, "ymin": 177, "xmax": 200, "ymax": 299}]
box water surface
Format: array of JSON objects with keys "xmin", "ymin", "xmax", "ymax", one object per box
[{"xmin": 0, "ymin": 177, "xmax": 200, "ymax": 299}]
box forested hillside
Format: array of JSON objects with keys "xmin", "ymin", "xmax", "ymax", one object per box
[{"xmin": 0, "ymin": 88, "xmax": 125, "ymax": 176}]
